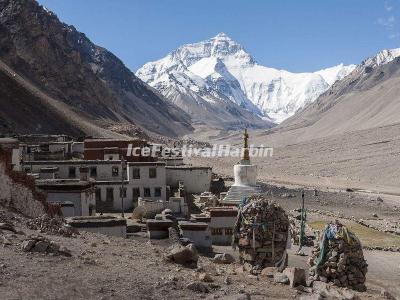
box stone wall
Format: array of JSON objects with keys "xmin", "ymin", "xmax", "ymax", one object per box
[{"xmin": 0, "ymin": 148, "xmax": 52, "ymax": 217}]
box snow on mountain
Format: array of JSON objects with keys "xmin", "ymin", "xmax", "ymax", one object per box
[
  {"xmin": 360, "ymin": 48, "xmax": 400, "ymax": 69},
  {"xmin": 136, "ymin": 33, "xmax": 355, "ymax": 124}
]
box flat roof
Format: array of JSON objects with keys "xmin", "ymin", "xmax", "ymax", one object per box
[
  {"xmin": 165, "ymin": 165, "xmax": 211, "ymax": 170},
  {"xmin": 24, "ymin": 160, "xmax": 123, "ymax": 165},
  {"xmin": 128, "ymin": 162, "xmax": 166, "ymax": 166},
  {"xmin": 36, "ymin": 179, "xmax": 92, "ymax": 190}
]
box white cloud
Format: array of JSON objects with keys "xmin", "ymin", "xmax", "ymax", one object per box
[
  {"xmin": 384, "ymin": 1, "xmax": 393, "ymax": 12},
  {"xmin": 377, "ymin": 15, "xmax": 396, "ymax": 30},
  {"xmin": 377, "ymin": 1, "xmax": 399, "ymax": 39}
]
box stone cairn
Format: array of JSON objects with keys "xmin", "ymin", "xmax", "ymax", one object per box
[
  {"xmin": 232, "ymin": 195, "xmax": 289, "ymax": 274},
  {"xmin": 308, "ymin": 221, "xmax": 368, "ymax": 292},
  {"xmin": 26, "ymin": 214, "xmax": 76, "ymax": 237}
]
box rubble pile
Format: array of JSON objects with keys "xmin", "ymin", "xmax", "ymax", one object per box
[
  {"xmin": 233, "ymin": 195, "xmax": 290, "ymax": 273},
  {"xmin": 21, "ymin": 235, "xmax": 72, "ymax": 256},
  {"xmin": 308, "ymin": 221, "xmax": 368, "ymax": 292},
  {"xmin": 26, "ymin": 214, "xmax": 76, "ymax": 237}
]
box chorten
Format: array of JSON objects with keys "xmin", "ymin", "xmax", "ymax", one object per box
[{"xmin": 222, "ymin": 129, "xmax": 262, "ymax": 205}]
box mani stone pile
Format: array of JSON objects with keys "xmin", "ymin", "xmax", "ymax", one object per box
[
  {"xmin": 233, "ymin": 195, "xmax": 289, "ymax": 273},
  {"xmin": 308, "ymin": 222, "xmax": 368, "ymax": 292}
]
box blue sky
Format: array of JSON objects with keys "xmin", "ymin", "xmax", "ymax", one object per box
[{"xmin": 37, "ymin": 0, "xmax": 400, "ymax": 72}]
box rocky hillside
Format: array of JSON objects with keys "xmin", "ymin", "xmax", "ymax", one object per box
[
  {"xmin": 276, "ymin": 50, "xmax": 400, "ymax": 141},
  {"xmin": 0, "ymin": 0, "xmax": 192, "ymax": 137}
]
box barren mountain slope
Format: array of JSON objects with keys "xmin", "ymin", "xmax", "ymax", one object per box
[
  {"xmin": 0, "ymin": 0, "xmax": 192, "ymax": 137},
  {"xmin": 274, "ymin": 56, "xmax": 400, "ymax": 143}
]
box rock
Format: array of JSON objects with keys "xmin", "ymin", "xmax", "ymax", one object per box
[
  {"xmin": 1, "ymin": 236, "xmax": 12, "ymax": 245},
  {"xmin": 296, "ymin": 285, "xmax": 313, "ymax": 293},
  {"xmin": 59, "ymin": 246, "xmax": 72, "ymax": 257},
  {"xmin": 0, "ymin": 223, "xmax": 17, "ymax": 233},
  {"xmin": 186, "ymin": 281, "xmax": 209, "ymax": 293},
  {"xmin": 273, "ymin": 273, "xmax": 289, "ymax": 284},
  {"xmin": 198, "ymin": 273, "xmax": 214, "ymax": 282},
  {"xmin": 220, "ymin": 294, "xmax": 251, "ymax": 300},
  {"xmin": 21, "ymin": 240, "xmax": 36, "ymax": 252},
  {"xmin": 372, "ymin": 213, "xmax": 378, "ymax": 218},
  {"xmin": 260, "ymin": 267, "xmax": 278, "ymax": 278},
  {"xmin": 32, "ymin": 241, "xmax": 49, "ymax": 253},
  {"xmin": 381, "ymin": 288, "xmax": 397, "ymax": 300},
  {"xmin": 213, "ymin": 253, "xmax": 235, "ymax": 264},
  {"xmin": 224, "ymin": 276, "xmax": 232, "ymax": 285},
  {"xmin": 376, "ymin": 197, "xmax": 383, "ymax": 202},
  {"xmin": 166, "ymin": 244, "xmax": 198, "ymax": 267},
  {"xmin": 312, "ymin": 281, "xmax": 329, "ymax": 293},
  {"xmin": 283, "ymin": 267, "xmax": 306, "ymax": 287}
]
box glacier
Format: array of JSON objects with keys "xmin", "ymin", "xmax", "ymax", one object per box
[{"xmin": 136, "ymin": 33, "xmax": 357, "ymax": 124}]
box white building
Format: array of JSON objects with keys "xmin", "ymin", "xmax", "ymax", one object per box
[
  {"xmin": 36, "ymin": 179, "xmax": 95, "ymax": 217},
  {"xmin": 209, "ymin": 207, "xmax": 238, "ymax": 245},
  {"xmin": 23, "ymin": 160, "xmax": 167, "ymax": 213},
  {"xmin": 165, "ymin": 165, "xmax": 212, "ymax": 194}
]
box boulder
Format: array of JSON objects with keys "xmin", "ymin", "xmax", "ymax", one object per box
[
  {"xmin": 166, "ymin": 243, "xmax": 198, "ymax": 267},
  {"xmin": 198, "ymin": 272, "xmax": 213, "ymax": 282},
  {"xmin": 186, "ymin": 281, "xmax": 209, "ymax": 293},
  {"xmin": 273, "ymin": 272, "xmax": 289, "ymax": 284},
  {"xmin": 21, "ymin": 240, "xmax": 36, "ymax": 252},
  {"xmin": 213, "ymin": 253, "xmax": 235, "ymax": 264},
  {"xmin": 283, "ymin": 267, "xmax": 306, "ymax": 287},
  {"xmin": 0, "ymin": 222, "xmax": 17, "ymax": 233},
  {"xmin": 32, "ymin": 240, "xmax": 49, "ymax": 253},
  {"xmin": 261, "ymin": 266, "xmax": 278, "ymax": 278}
]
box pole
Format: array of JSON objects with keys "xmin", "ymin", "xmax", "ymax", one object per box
[
  {"xmin": 299, "ymin": 190, "xmax": 305, "ymax": 250},
  {"xmin": 121, "ymin": 157, "xmax": 126, "ymax": 218}
]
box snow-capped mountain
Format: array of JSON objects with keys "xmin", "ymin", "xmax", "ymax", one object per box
[
  {"xmin": 360, "ymin": 48, "xmax": 400, "ymax": 70},
  {"xmin": 136, "ymin": 33, "xmax": 356, "ymax": 124}
]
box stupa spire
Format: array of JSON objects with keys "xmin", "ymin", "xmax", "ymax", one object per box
[{"xmin": 242, "ymin": 128, "xmax": 250, "ymax": 164}]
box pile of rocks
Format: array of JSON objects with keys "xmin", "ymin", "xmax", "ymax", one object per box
[
  {"xmin": 233, "ymin": 195, "xmax": 289, "ymax": 273},
  {"xmin": 26, "ymin": 214, "xmax": 76, "ymax": 237},
  {"xmin": 21, "ymin": 235, "xmax": 72, "ymax": 256},
  {"xmin": 308, "ymin": 222, "xmax": 368, "ymax": 292}
]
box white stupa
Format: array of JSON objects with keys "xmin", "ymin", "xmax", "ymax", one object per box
[{"xmin": 222, "ymin": 129, "xmax": 262, "ymax": 205}]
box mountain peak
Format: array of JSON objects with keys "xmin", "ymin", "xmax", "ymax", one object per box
[{"xmin": 213, "ymin": 32, "xmax": 232, "ymax": 40}]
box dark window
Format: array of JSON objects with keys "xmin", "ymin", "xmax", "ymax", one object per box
[
  {"xmin": 120, "ymin": 187, "xmax": 127, "ymax": 198},
  {"xmin": 108, "ymin": 156, "xmax": 113, "ymax": 160},
  {"xmin": 225, "ymin": 228, "xmax": 233, "ymax": 235},
  {"xmin": 149, "ymin": 168, "xmax": 157, "ymax": 178},
  {"xmin": 24, "ymin": 167, "xmax": 31, "ymax": 173},
  {"xmin": 211, "ymin": 228, "xmax": 222, "ymax": 235},
  {"xmin": 112, "ymin": 166, "xmax": 119, "ymax": 177},
  {"xmin": 154, "ymin": 187, "xmax": 162, "ymax": 197},
  {"xmin": 132, "ymin": 168, "xmax": 140, "ymax": 179},
  {"xmin": 132, "ymin": 188, "xmax": 140, "ymax": 207},
  {"xmin": 132, "ymin": 188, "xmax": 140, "ymax": 198},
  {"xmin": 68, "ymin": 167, "xmax": 76, "ymax": 178},
  {"xmin": 144, "ymin": 188, "xmax": 151, "ymax": 197},
  {"xmin": 95, "ymin": 188, "xmax": 101, "ymax": 202},
  {"xmin": 106, "ymin": 188, "xmax": 114, "ymax": 201},
  {"xmin": 90, "ymin": 167, "xmax": 97, "ymax": 177}
]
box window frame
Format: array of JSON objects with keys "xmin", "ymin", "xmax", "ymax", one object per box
[
  {"xmin": 68, "ymin": 166, "xmax": 76, "ymax": 178},
  {"xmin": 106, "ymin": 187, "xmax": 114, "ymax": 201},
  {"xmin": 149, "ymin": 167, "xmax": 157, "ymax": 178},
  {"xmin": 143, "ymin": 187, "xmax": 151, "ymax": 197},
  {"xmin": 112, "ymin": 166, "xmax": 119, "ymax": 177},
  {"xmin": 154, "ymin": 187, "xmax": 162, "ymax": 197},
  {"xmin": 132, "ymin": 167, "xmax": 140, "ymax": 179}
]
